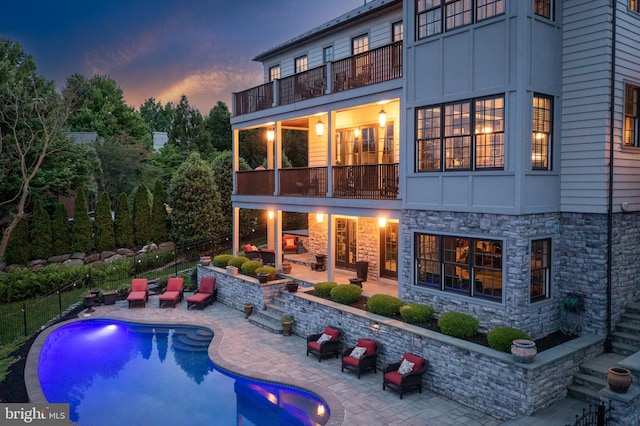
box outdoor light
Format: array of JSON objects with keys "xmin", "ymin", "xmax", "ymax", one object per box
[
  {"xmin": 371, "ymin": 322, "xmax": 380, "ymax": 332},
  {"xmin": 316, "ymin": 213, "xmax": 324, "ymax": 223},
  {"xmin": 378, "ymin": 109, "xmax": 387, "ymax": 127},
  {"xmin": 315, "ymin": 119, "xmax": 324, "ymax": 137},
  {"xmin": 268, "ymin": 210, "xmax": 274, "ymax": 220},
  {"xmin": 317, "ymin": 404, "xmax": 326, "ymax": 417},
  {"xmin": 378, "ymin": 217, "xmax": 387, "ymax": 228},
  {"xmin": 266, "ymin": 128, "xmax": 275, "ymax": 142}
]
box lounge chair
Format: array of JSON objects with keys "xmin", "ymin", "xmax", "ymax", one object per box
[
  {"xmin": 159, "ymin": 277, "xmax": 184, "ymax": 308},
  {"xmin": 382, "ymin": 352, "xmax": 428, "ymax": 399},
  {"xmin": 186, "ymin": 277, "xmax": 217, "ymax": 310},
  {"xmin": 126, "ymin": 278, "xmax": 149, "ymax": 308},
  {"xmin": 341, "ymin": 338, "xmax": 379, "ymax": 379},
  {"xmin": 306, "ymin": 326, "xmax": 341, "ymax": 362}
]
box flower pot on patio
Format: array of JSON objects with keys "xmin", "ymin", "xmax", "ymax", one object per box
[
  {"xmin": 281, "ymin": 315, "xmax": 294, "ymax": 336},
  {"xmin": 286, "ymin": 282, "xmax": 299, "ymax": 293},
  {"xmin": 243, "ymin": 303, "xmax": 254, "ymax": 319},
  {"xmin": 282, "ymin": 262, "xmax": 292, "ymax": 274},
  {"xmin": 607, "ymin": 367, "xmax": 632, "ymax": 393},
  {"xmin": 511, "ymin": 339, "xmax": 537, "ymax": 363},
  {"xmin": 257, "ymin": 273, "xmax": 269, "ymax": 284},
  {"xmin": 102, "ymin": 291, "xmax": 118, "ymax": 305},
  {"xmin": 200, "ymin": 256, "xmax": 211, "ymax": 266}
]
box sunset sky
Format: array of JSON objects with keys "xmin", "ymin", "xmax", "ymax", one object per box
[{"xmin": 1, "ymin": 0, "xmax": 365, "ymax": 113}]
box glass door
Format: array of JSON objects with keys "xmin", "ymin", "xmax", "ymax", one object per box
[
  {"xmin": 380, "ymin": 222, "xmax": 398, "ymax": 279},
  {"xmin": 335, "ymin": 218, "xmax": 357, "ymax": 270}
]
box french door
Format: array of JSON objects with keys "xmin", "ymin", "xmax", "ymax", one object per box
[
  {"xmin": 335, "ymin": 218, "xmax": 357, "ymax": 270},
  {"xmin": 380, "ymin": 222, "xmax": 398, "ymax": 279}
]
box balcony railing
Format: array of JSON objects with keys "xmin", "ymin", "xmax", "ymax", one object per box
[
  {"xmin": 236, "ymin": 163, "xmax": 398, "ymax": 200},
  {"xmin": 233, "ymin": 41, "xmax": 402, "ymax": 116}
]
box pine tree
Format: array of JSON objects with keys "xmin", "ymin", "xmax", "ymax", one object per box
[
  {"xmin": 94, "ymin": 192, "xmax": 116, "ymax": 252},
  {"xmin": 133, "ymin": 183, "xmax": 151, "ymax": 246},
  {"xmin": 71, "ymin": 187, "xmax": 93, "ymax": 253},
  {"xmin": 5, "ymin": 217, "xmax": 30, "ymax": 265},
  {"xmin": 30, "ymin": 200, "xmax": 53, "ymax": 260},
  {"xmin": 52, "ymin": 203, "xmax": 72, "ymax": 255},
  {"xmin": 114, "ymin": 192, "xmax": 134, "ymax": 248},
  {"xmin": 150, "ymin": 178, "xmax": 169, "ymax": 243}
]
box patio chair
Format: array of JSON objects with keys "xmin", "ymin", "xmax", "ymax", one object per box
[
  {"xmin": 159, "ymin": 277, "xmax": 184, "ymax": 308},
  {"xmin": 341, "ymin": 338, "xmax": 379, "ymax": 379},
  {"xmin": 306, "ymin": 326, "xmax": 341, "ymax": 362},
  {"xmin": 259, "ymin": 249, "xmax": 276, "ymax": 266},
  {"xmin": 126, "ymin": 278, "xmax": 149, "ymax": 308},
  {"xmin": 382, "ymin": 352, "xmax": 428, "ymax": 399},
  {"xmin": 186, "ymin": 277, "xmax": 217, "ymax": 310},
  {"xmin": 283, "ymin": 235, "xmax": 298, "ymax": 254}
]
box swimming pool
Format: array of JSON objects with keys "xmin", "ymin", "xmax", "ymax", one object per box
[{"xmin": 37, "ymin": 319, "xmax": 330, "ymax": 426}]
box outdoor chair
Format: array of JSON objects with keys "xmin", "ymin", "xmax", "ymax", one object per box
[
  {"xmin": 126, "ymin": 278, "xmax": 149, "ymax": 308},
  {"xmin": 341, "ymin": 338, "xmax": 379, "ymax": 379},
  {"xmin": 306, "ymin": 326, "xmax": 341, "ymax": 362},
  {"xmin": 382, "ymin": 352, "xmax": 428, "ymax": 399},
  {"xmin": 159, "ymin": 277, "xmax": 184, "ymax": 308},
  {"xmin": 259, "ymin": 249, "xmax": 276, "ymax": 266},
  {"xmin": 283, "ymin": 235, "xmax": 298, "ymax": 254},
  {"xmin": 186, "ymin": 277, "xmax": 217, "ymax": 310}
]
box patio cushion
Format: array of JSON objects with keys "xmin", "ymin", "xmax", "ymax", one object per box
[
  {"xmin": 402, "ymin": 352, "xmax": 425, "ymax": 373},
  {"xmin": 324, "ymin": 326, "xmax": 340, "ymax": 341},
  {"xmin": 384, "ymin": 371, "xmax": 404, "ymax": 386},
  {"xmin": 283, "ymin": 236, "xmax": 297, "ymax": 248},
  {"xmin": 342, "ymin": 354, "xmax": 361, "ymax": 368},
  {"xmin": 398, "ymin": 359, "xmax": 414, "ymax": 374},
  {"xmin": 130, "ymin": 278, "xmax": 147, "ymax": 292},
  {"xmin": 316, "ymin": 333, "xmax": 332, "ymax": 345},
  {"xmin": 349, "ymin": 346, "xmax": 366, "ymax": 360},
  {"xmin": 186, "ymin": 292, "xmax": 209, "ymax": 303},
  {"xmin": 165, "ymin": 277, "xmax": 183, "ymax": 292},
  {"xmin": 127, "ymin": 291, "xmax": 146, "ymax": 302},
  {"xmin": 357, "ymin": 338, "xmax": 377, "ymax": 355},
  {"xmin": 243, "ymin": 244, "xmax": 253, "ymax": 252}
]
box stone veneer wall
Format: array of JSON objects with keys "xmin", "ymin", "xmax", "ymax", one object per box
[{"xmin": 611, "ymin": 212, "xmax": 640, "ymax": 329}]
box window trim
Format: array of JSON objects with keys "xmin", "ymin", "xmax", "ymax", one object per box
[
  {"xmin": 632, "ymin": 0, "xmax": 640, "ymax": 13},
  {"xmin": 624, "ymin": 83, "xmax": 640, "ymax": 148},
  {"xmin": 268, "ymin": 65, "xmax": 280, "ymax": 82},
  {"xmin": 352, "ymin": 34, "xmax": 369, "ymax": 55},
  {"xmin": 530, "ymin": 238, "xmax": 551, "ymax": 303},
  {"xmin": 532, "ymin": 93, "xmax": 553, "ymax": 170},
  {"xmin": 534, "ymin": 0, "xmax": 554, "ymax": 20},
  {"xmin": 416, "ymin": 0, "xmax": 505, "ymax": 40},
  {"xmin": 294, "ymin": 55, "xmax": 308, "ymax": 74}
]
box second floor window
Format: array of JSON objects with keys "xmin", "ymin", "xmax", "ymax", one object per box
[
  {"xmin": 417, "ymin": 0, "xmax": 504, "ymax": 40},
  {"xmin": 352, "ymin": 34, "xmax": 369, "ymax": 55},
  {"xmin": 532, "ymin": 94, "xmax": 553, "ymax": 169},
  {"xmin": 269, "ymin": 65, "xmax": 280, "ymax": 81},
  {"xmin": 323, "ymin": 46, "xmax": 334, "ymax": 63},
  {"xmin": 295, "ymin": 56, "xmax": 308, "ymax": 73},
  {"xmin": 624, "ymin": 84, "xmax": 639, "ymax": 147},
  {"xmin": 392, "ymin": 21, "xmax": 404, "ymax": 41},
  {"xmin": 534, "ymin": 0, "xmax": 553, "ymax": 19},
  {"xmin": 632, "ymin": 0, "xmax": 640, "ymax": 13}
]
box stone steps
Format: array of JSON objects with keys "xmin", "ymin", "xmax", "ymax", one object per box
[{"xmin": 247, "ymin": 294, "xmax": 288, "ymax": 334}]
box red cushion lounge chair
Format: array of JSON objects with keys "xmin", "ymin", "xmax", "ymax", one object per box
[
  {"xmin": 186, "ymin": 277, "xmax": 217, "ymax": 310},
  {"xmin": 306, "ymin": 326, "xmax": 341, "ymax": 362},
  {"xmin": 341, "ymin": 338, "xmax": 380, "ymax": 379},
  {"xmin": 283, "ymin": 235, "xmax": 298, "ymax": 253},
  {"xmin": 126, "ymin": 278, "xmax": 149, "ymax": 308},
  {"xmin": 159, "ymin": 277, "xmax": 184, "ymax": 308},
  {"xmin": 382, "ymin": 352, "xmax": 428, "ymax": 399}
]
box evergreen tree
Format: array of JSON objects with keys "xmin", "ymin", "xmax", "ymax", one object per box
[
  {"xmin": 51, "ymin": 203, "xmax": 71, "ymax": 255},
  {"xmin": 150, "ymin": 178, "xmax": 169, "ymax": 243},
  {"xmin": 71, "ymin": 187, "xmax": 93, "ymax": 253},
  {"xmin": 94, "ymin": 191, "xmax": 115, "ymax": 252},
  {"xmin": 114, "ymin": 192, "xmax": 134, "ymax": 248},
  {"xmin": 168, "ymin": 152, "xmax": 223, "ymax": 245},
  {"xmin": 30, "ymin": 200, "xmax": 53, "ymax": 260},
  {"xmin": 5, "ymin": 217, "xmax": 29, "ymax": 265},
  {"xmin": 133, "ymin": 183, "xmax": 151, "ymax": 246}
]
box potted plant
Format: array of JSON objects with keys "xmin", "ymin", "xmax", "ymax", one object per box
[
  {"xmin": 281, "ymin": 315, "xmax": 294, "ymax": 336},
  {"xmin": 511, "ymin": 339, "xmax": 537, "ymax": 363},
  {"xmin": 257, "ymin": 272, "xmax": 269, "ymax": 283},
  {"xmin": 200, "ymin": 256, "xmax": 212, "ymax": 266},
  {"xmin": 243, "ymin": 303, "xmax": 254, "ymax": 318},
  {"xmin": 286, "ymin": 281, "xmax": 299, "ymax": 293},
  {"xmin": 102, "ymin": 290, "xmax": 118, "ymax": 305},
  {"xmin": 607, "ymin": 366, "xmax": 633, "ymax": 393},
  {"xmin": 282, "ymin": 262, "xmax": 292, "ymax": 274}
]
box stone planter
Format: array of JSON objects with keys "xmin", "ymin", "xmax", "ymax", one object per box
[
  {"xmin": 257, "ymin": 273, "xmax": 269, "ymax": 284},
  {"xmin": 243, "ymin": 303, "xmax": 254, "ymax": 319},
  {"xmin": 200, "ymin": 256, "xmax": 211, "ymax": 266},
  {"xmin": 281, "ymin": 317, "xmax": 294, "ymax": 336},
  {"xmin": 607, "ymin": 367, "xmax": 632, "ymax": 393},
  {"xmin": 102, "ymin": 292, "xmax": 118, "ymax": 305},
  {"xmin": 511, "ymin": 339, "xmax": 537, "ymax": 363},
  {"xmin": 286, "ymin": 282, "xmax": 299, "ymax": 293},
  {"xmin": 282, "ymin": 262, "xmax": 292, "ymax": 274}
]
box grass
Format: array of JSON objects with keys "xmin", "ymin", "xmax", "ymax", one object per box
[{"xmin": 0, "ymin": 335, "xmax": 28, "ymax": 382}]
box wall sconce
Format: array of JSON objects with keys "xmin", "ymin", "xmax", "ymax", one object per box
[
  {"xmin": 378, "ymin": 109, "xmax": 387, "ymax": 127},
  {"xmin": 266, "ymin": 128, "xmax": 275, "ymax": 143},
  {"xmin": 268, "ymin": 210, "xmax": 274, "ymax": 220},
  {"xmin": 316, "ymin": 213, "xmax": 323, "ymax": 223},
  {"xmin": 378, "ymin": 217, "xmax": 387, "ymax": 228},
  {"xmin": 371, "ymin": 322, "xmax": 380, "ymax": 333},
  {"xmin": 354, "ymin": 128, "xmax": 360, "ymax": 138},
  {"xmin": 315, "ymin": 119, "xmax": 324, "ymax": 137}
]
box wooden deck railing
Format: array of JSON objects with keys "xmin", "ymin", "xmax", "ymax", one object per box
[
  {"xmin": 234, "ymin": 82, "xmax": 274, "ymax": 116},
  {"xmin": 332, "ymin": 163, "xmax": 398, "ymax": 199},
  {"xmin": 332, "ymin": 41, "xmax": 402, "ymax": 92},
  {"xmin": 236, "ymin": 169, "xmax": 274, "ymax": 195},
  {"xmin": 279, "ymin": 167, "xmax": 328, "ymax": 196},
  {"xmin": 279, "ymin": 66, "xmax": 327, "ymax": 106}
]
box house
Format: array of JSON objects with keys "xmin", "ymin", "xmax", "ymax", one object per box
[{"xmin": 230, "ymin": 0, "xmax": 640, "ymax": 415}]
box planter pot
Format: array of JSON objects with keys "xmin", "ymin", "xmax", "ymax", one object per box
[
  {"xmin": 102, "ymin": 292, "xmax": 118, "ymax": 305},
  {"xmin": 281, "ymin": 321, "xmax": 293, "ymax": 336},
  {"xmin": 511, "ymin": 339, "xmax": 537, "ymax": 363},
  {"xmin": 200, "ymin": 256, "xmax": 211, "ymax": 266},
  {"xmin": 84, "ymin": 294, "xmax": 96, "ymax": 313},
  {"xmin": 282, "ymin": 263, "xmax": 292, "ymax": 274},
  {"xmin": 257, "ymin": 273, "xmax": 269, "ymax": 284},
  {"xmin": 243, "ymin": 304, "xmax": 254, "ymax": 319},
  {"xmin": 286, "ymin": 282, "xmax": 299, "ymax": 293},
  {"xmin": 226, "ymin": 265, "xmax": 238, "ymax": 275},
  {"xmin": 607, "ymin": 367, "xmax": 633, "ymax": 393}
]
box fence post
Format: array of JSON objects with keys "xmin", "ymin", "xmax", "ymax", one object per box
[
  {"xmin": 174, "ymin": 249, "xmax": 178, "ymax": 277},
  {"xmin": 22, "ymin": 302, "xmax": 27, "ymax": 337},
  {"xmin": 58, "ymin": 289, "xmax": 62, "ymax": 318}
]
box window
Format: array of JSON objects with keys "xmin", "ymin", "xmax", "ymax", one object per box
[
  {"xmin": 416, "ymin": 94, "xmax": 504, "ymax": 171},
  {"xmin": 352, "ymin": 34, "xmax": 369, "ymax": 55},
  {"xmin": 530, "ymin": 239, "xmax": 551, "ymax": 302},
  {"xmin": 534, "ymin": 0, "xmax": 553, "ymax": 19},
  {"xmin": 415, "ymin": 233, "xmax": 503, "ymax": 301},
  {"xmin": 269, "ymin": 65, "xmax": 280, "ymax": 81},
  {"xmin": 532, "ymin": 94, "xmax": 553, "ymax": 169},
  {"xmin": 624, "ymin": 84, "xmax": 639, "ymax": 147},
  {"xmin": 323, "ymin": 46, "xmax": 334, "ymax": 63},
  {"xmin": 632, "ymin": 0, "xmax": 640, "ymax": 13},
  {"xmin": 416, "ymin": 0, "xmax": 504, "ymax": 40},
  {"xmin": 392, "ymin": 21, "xmax": 404, "ymax": 41},
  {"xmin": 335, "ymin": 124, "xmax": 394, "ymax": 165},
  {"xmin": 295, "ymin": 56, "xmax": 307, "ymax": 73}
]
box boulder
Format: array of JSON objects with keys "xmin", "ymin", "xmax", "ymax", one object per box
[
  {"xmin": 100, "ymin": 251, "xmax": 116, "ymax": 260},
  {"xmin": 71, "ymin": 252, "xmax": 86, "ymax": 260},
  {"xmin": 104, "ymin": 254, "xmax": 126, "ymax": 264},
  {"xmin": 159, "ymin": 242, "xmax": 176, "ymax": 250},
  {"xmin": 48, "ymin": 254, "xmax": 71, "ymax": 263},
  {"xmin": 63, "ymin": 258, "xmax": 84, "ymax": 268},
  {"xmin": 29, "ymin": 259, "xmax": 48, "ymax": 267},
  {"xmin": 116, "ymin": 248, "xmax": 135, "ymax": 256},
  {"xmin": 85, "ymin": 253, "xmax": 101, "ymax": 264}
]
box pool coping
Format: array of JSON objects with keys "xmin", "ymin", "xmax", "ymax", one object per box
[{"xmin": 25, "ymin": 310, "xmax": 345, "ymax": 426}]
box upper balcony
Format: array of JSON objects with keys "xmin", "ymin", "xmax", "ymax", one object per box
[{"xmin": 233, "ymin": 41, "xmax": 402, "ymax": 117}]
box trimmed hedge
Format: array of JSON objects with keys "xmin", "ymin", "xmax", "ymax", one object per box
[
  {"xmin": 212, "ymin": 254, "xmax": 233, "ymax": 267},
  {"xmin": 367, "ymin": 294, "xmax": 404, "ymax": 317},
  {"xmin": 399, "ymin": 303, "xmax": 435, "ymax": 323},
  {"xmin": 314, "ymin": 282, "xmax": 337, "ymax": 298},
  {"xmin": 330, "ymin": 284, "xmax": 362, "ymax": 305},
  {"xmin": 228, "ymin": 256, "xmax": 250, "ymax": 268},
  {"xmin": 255, "ymin": 266, "xmax": 277, "ymax": 280},
  {"xmin": 487, "ymin": 327, "xmax": 531, "ymax": 353},
  {"xmin": 437, "ymin": 312, "xmax": 479, "ymax": 338},
  {"xmin": 241, "ymin": 260, "xmax": 263, "ymax": 276}
]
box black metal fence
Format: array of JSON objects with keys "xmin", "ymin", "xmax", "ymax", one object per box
[{"xmin": 568, "ymin": 401, "xmax": 613, "ymax": 426}]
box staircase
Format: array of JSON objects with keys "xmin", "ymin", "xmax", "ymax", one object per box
[
  {"xmin": 568, "ymin": 302, "xmax": 640, "ymax": 402},
  {"xmin": 247, "ymin": 293, "xmax": 287, "ymax": 334}
]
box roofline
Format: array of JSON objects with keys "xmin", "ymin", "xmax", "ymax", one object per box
[{"xmin": 252, "ymin": 0, "xmax": 402, "ymax": 63}]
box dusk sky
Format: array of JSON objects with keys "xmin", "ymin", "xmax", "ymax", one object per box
[{"xmin": 1, "ymin": 0, "xmax": 366, "ymax": 113}]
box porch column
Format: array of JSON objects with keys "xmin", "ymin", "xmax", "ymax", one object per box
[
  {"xmin": 327, "ymin": 110, "xmax": 335, "ymax": 197},
  {"xmin": 232, "ymin": 128, "xmax": 239, "ymax": 194},
  {"xmin": 274, "ymin": 121, "xmax": 282, "ymax": 196},
  {"xmin": 326, "ymin": 213, "xmax": 334, "ymax": 282},
  {"xmin": 232, "ymin": 207, "xmax": 240, "ymax": 255}
]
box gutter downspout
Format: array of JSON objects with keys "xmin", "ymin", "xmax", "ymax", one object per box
[{"xmin": 605, "ymin": 0, "xmax": 617, "ymax": 353}]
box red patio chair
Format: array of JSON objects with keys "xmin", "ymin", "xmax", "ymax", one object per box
[
  {"xmin": 126, "ymin": 278, "xmax": 149, "ymax": 308},
  {"xmin": 382, "ymin": 352, "xmax": 428, "ymax": 399},
  {"xmin": 159, "ymin": 277, "xmax": 184, "ymax": 308},
  {"xmin": 341, "ymin": 338, "xmax": 380, "ymax": 379},
  {"xmin": 306, "ymin": 326, "xmax": 341, "ymax": 362},
  {"xmin": 186, "ymin": 277, "xmax": 217, "ymax": 310}
]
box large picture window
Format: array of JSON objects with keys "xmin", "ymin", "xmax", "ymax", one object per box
[
  {"xmin": 532, "ymin": 94, "xmax": 553, "ymax": 169},
  {"xmin": 416, "ymin": 0, "xmax": 504, "ymax": 40},
  {"xmin": 534, "ymin": 0, "xmax": 553, "ymax": 19},
  {"xmin": 415, "ymin": 233, "xmax": 503, "ymax": 301},
  {"xmin": 624, "ymin": 84, "xmax": 639, "ymax": 147},
  {"xmin": 530, "ymin": 239, "xmax": 551, "ymax": 302},
  {"xmin": 416, "ymin": 95, "xmax": 504, "ymax": 171}
]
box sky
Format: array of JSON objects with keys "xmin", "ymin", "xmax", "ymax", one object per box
[{"xmin": 1, "ymin": 0, "xmax": 366, "ymax": 113}]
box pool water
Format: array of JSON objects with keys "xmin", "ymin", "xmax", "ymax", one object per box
[{"xmin": 38, "ymin": 319, "xmax": 329, "ymax": 426}]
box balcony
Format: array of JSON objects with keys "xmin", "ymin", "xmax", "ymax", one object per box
[
  {"xmin": 233, "ymin": 41, "xmax": 402, "ymax": 116},
  {"xmin": 236, "ymin": 163, "xmax": 398, "ymax": 200}
]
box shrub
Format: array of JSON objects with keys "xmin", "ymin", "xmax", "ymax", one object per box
[
  {"xmin": 94, "ymin": 192, "xmax": 115, "ymax": 252},
  {"xmin": 330, "ymin": 284, "xmax": 362, "ymax": 305},
  {"xmin": 487, "ymin": 327, "xmax": 531, "ymax": 353},
  {"xmin": 228, "ymin": 256, "xmax": 250, "ymax": 268},
  {"xmin": 71, "ymin": 187, "xmax": 92, "ymax": 253},
  {"xmin": 51, "ymin": 203, "xmax": 71, "ymax": 255},
  {"xmin": 114, "ymin": 193, "xmax": 134, "ymax": 248},
  {"xmin": 400, "ymin": 303, "xmax": 435, "ymax": 323},
  {"xmin": 30, "ymin": 200, "xmax": 52, "ymax": 260},
  {"xmin": 212, "ymin": 254, "xmax": 233, "ymax": 267},
  {"xmin": 367, "ymin": 294, "xmax": 404, "ymax": 317},
  {"xmin": 314, "ymin": 282, "xmax": 337, "ymax": 298},
  {"xmin": 150, "ymin": 178, "xmax": 169, "ymax": 243},
  {"xmin": 133, "ymin": 183, "xmax": 151, "ymax": 246},
  {"xmin": 437, "ymin": 312, "xmax": 479, "ymax": 338},
  {"xmin": 255, "ymin": 266, "xmax": 277, "ymax": 280},
  {"xmin": 241, "ymin": 260, "xmax": 263, "ymax": 276}
]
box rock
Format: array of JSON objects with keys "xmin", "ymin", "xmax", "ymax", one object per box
[
  {"xmin": 149, "ymin": 243, "xmax": 158, "ymax": 251},
  {"xmin": 100, "ymin": 251, "xmax": 116, "ymax": 260},
  {"xmin": 63, "ymin": 259, "xmax": 84, "ymax": 267},
  {"xmin": 116, "ymin": 248, "xmax": 135, "ymax": 256},
  {"xmin": 48, "ymin": 254, "xmax": 71, "ymax": 263},
  {"xmin": 71, "ymin": 252, "xmax": 86, "ymax": 260},
  {"xmin": 85, "ymin": 253, "xmax": 101, "ymax": 263},
  {"xmin": 159, "ymin": 242, "xmax": 175, "ymax": 250},
  {"xmin": 29, "ymin": 259, "xmax": 47, "ymax": 267},
  {"xmin": 104, "ymin": 254, "xmax": 125, "ymax": 264}
]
